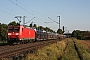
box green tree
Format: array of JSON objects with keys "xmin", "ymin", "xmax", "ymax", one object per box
[
  {"xmin": 8, "ymin": 21, "xmax": 18, "ymax": 26},
  {"xmin": 0, "ymin": 23, "xmax": 2, "ymax": 41},
  {"xmin": 45, "ymin": 27, "xmax": 49, "ymax": 31},
  {"xmin": 29, "ymin": 23, "xmax": 32, "ymax": 27},
  {"xmin": 33, "ymin": 24, "xmax": 37, "ymax": 28},
  {"xmin": 72, "ymin": 30, "xmax": 77, "ymax": 38},
  {"xmin": 57, "ymin": 29, "xmax": 63, "ymax": 34},
  {"xmin": 38, "ymin": 26, "xmax": 43, "ymax": 30},
  {"xmin": 72, "ymin": 30, "xmax": 85, "ymax": 40},
  {"xmin": 44, "ymin": 27, "xmax": 51, "ymax": 32},
  {"xmin": 0, "ymin": 23, "xmax": 7, "ymax": 41}
]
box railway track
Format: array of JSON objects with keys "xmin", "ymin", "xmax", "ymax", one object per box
[{"xmin": 0, "ymin": 39, "xmax": 59, "ymax": 58}]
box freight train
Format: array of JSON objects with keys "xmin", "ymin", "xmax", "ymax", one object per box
[{"xmin": 7, "ymin": 25, "xmax": 59, "ymax": 44}]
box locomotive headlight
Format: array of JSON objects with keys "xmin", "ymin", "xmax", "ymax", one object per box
[
  {"xmin": 8, "ymin": 33, "xmax": 11, "ymax": 35},
  {"xmin": 15, "ymin": 33, "xmax": 19, "ymax": 35}
]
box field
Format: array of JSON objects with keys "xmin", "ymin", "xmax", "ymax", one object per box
[
  {"xmin": 25, "ymin": 38, "xmax": 90, "ymax": 60},
  {"xmin": 1, "ymin": 38, "xmax": 90, "ymax": 60}
]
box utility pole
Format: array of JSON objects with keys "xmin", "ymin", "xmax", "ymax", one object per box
[
  {"xmin": 57, "ymin": 16, "xmax": 60, "ymax": 29},
  {"xmin": 23, "ymin": 16, "xmax": 26, "ymax": 25}
]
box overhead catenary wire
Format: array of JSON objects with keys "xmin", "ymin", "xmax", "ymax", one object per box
[
  {"xmin": 0, "ymin": 4, "xmax": 26, "ymax": 17},
  {"xmin": 44, "ymin": 22, "xmax": 53, "ymax": 23},
  {"xmin": 48, "ymin": 17, "xmax": 59, "ymax": 24},
  {"xmin": 9, "ymin": 0, "xmax": 34, "ymax": 16},
  {"xmin": 14, "ymin": 0, "xmax": 45, "ymax": 18},
  {"xmin": 15, "ymin": 0, "xmax": 33, "ymax": 13},
  {"xmin": 9, "ymin": 0, "xmax": 42, "ymax": 21},
  {"xmin": 16, "ymin": 0, "xmax": 46, "ymax": 21},
  {"xmin": 24, "ymin": 17, "xmax": 35, "ymax": 24},
  {"xmin": 0, "ymin": 5, "xmax": 12, "ymax": 12},
  {"xmin": 8, "ymin": 0, "xmax": 47, "ymax": 23},
  {"xmin": 1, "ymin": 0, "xmax": 56, "ymax": 30},
  {"xmin": 0, "ymin": 9, "xmax": 15, "ymax": 16}
]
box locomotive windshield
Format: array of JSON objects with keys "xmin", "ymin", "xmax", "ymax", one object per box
[{"xmin": 8, "ymin": 27, "xmax": 20, "ymax": 32}]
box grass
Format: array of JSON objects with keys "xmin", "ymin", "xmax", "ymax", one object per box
[
  {"xmin": 26, "ymin": 38, "xmax": 81, "ymax": 60},
  {"xmin": 26, "ymin": 38, "xmax": 90, "ymax": 60},
  {"xmin": 74, "ymin": 39, "xmax": 90, "ymax": 60},
  {"xmin": 61, "ymin": 38, "xmax": 80, "ymax": 60},
  {"xmin": 26, "ymin": 40, "xmax": 66, "ymax": 60},
  {"xmin": 1, "ymin": 38, "xmax": 90, "ymax": 60}
]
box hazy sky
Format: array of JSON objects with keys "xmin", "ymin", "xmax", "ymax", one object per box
[{"xmin": 0, "ymin": 0, "xmax": 90, "ymax": 32}]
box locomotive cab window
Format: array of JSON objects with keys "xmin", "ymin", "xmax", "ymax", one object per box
[
  {"xmin": 8, "ymin": 27, "xmax": 13, "ymax": 31},
  {"xmin": 8, "ymin": 27, "xmax": 20, "ymax": 32},
  {"xmin": 14, "ymin": 27, "xmax": 20, "ymax": 31}
]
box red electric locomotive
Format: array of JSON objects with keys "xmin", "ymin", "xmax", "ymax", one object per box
[
  {"xmin": 7, "ymin": 25, "xmax": 60, "ymax": 45},
  {"xmin": 7, "ymin": 25, "xmax": 35, "ymax": 44}
]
